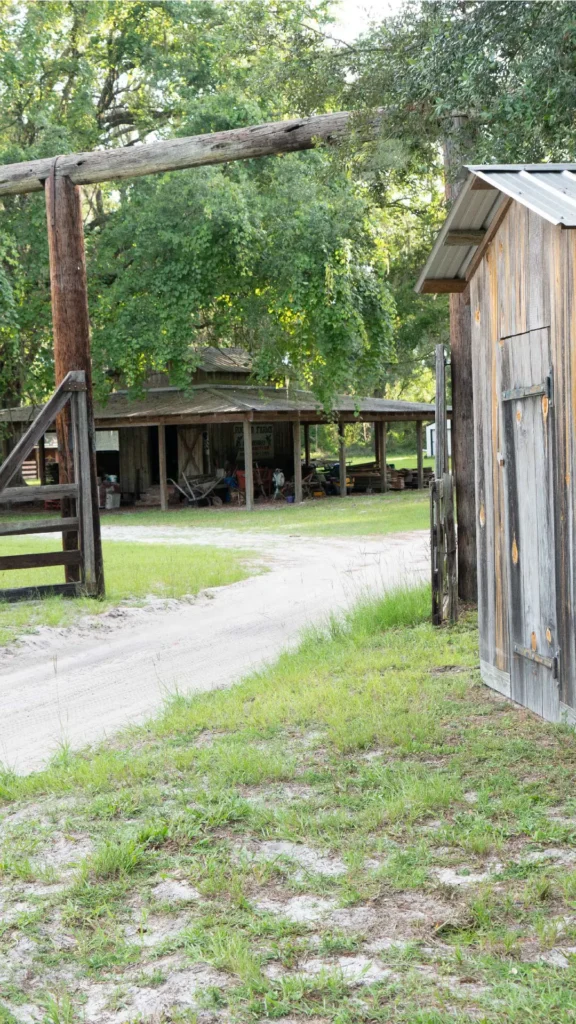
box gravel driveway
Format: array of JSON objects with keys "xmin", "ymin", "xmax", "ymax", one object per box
[{"xmin": 0, "ymin": 526, "xmax": 429, "ymax": 773}]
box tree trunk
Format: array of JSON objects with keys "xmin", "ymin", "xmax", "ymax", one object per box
[
  {"xmin": 443, "ymin": 114, "xmax": 478, "ymax": 604},
  {"xmin": 45, "ymin": 171, "xmax": 104, "ymax": 594},
  {"xmin": 450, "ymin": 288, "xmax": 477, "ymax": 601}
]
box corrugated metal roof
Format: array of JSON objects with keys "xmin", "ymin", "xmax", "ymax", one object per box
[
  {"xmin": 0, "ymin": 385, "xmax": 435, "ymax": 426},
  {"xmin": 416, "ymin": 163, "xmax": 576, "ymax": 292}
]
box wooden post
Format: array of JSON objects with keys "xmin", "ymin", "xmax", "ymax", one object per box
[
  {"xmin": 73, "ymin": 388, "xmax": 97, "ymax": 591},
  {"xmin": 158, "ymin": 424, "xmax": 168, "ymax": 512},
  {"xmin": 378, "ymin": 421, "xmax": 388, "ymax": 493},
  {"xmin": 443, "ymin": 113, "xmax": 477, "ymax": 603},
  {"xmin": 243, "ymin": 419, "xmax": 254, "ymax": 510},
  {"xmin": 338, "ymin": 422, "xmax": 347, "ymax": 497},
  {"xmin": 45, "ymin": 170, "xmax": 104, "ymax": 595},
  {"xmin": 450, "ymin": 289, "xmax": 477, "ymax": 601},
  {"xmin": 293, "ymin": 420, "xmax": 303, "ymax": 503},
  {"xmin": 435, "ymin": 346, "xmax": 447, "ymax": 479},
  {"xmin": 303, "ymin": 423, "xmax": 311, "ymax": 467},
  {"xmin": 416, "ymin": 420, "xmax": 424, "ymax": 489},
  {"xmin": 38, "ymin": 434, "xmax": 46, "ymax": 485},
  {"xmin": 374, "ymin": 421, "xmax": 380, "ymax": 467}
]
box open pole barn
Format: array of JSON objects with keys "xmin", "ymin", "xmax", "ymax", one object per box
[
  {"xmin": 0, "ymin": 111, "xmax": 377, "ymax": 599},
  {"xmin": 417, "ymin": 163, "xmax": 576, "ymax": 725}
]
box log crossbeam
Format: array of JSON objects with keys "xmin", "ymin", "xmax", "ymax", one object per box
[{"xmin": 0, "ymin": 111, "xmax": 372, "ymax": 196}]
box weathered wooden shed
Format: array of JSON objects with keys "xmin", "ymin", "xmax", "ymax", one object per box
[{"xmin": 417, "ymin": 163, "xmax": 576, "ymax": 725}]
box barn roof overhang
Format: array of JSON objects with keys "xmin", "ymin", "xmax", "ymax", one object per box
[
  {"xmin": 416, "ymin": 163, "xmax": 576, "ymax": 295},
  {"xmin": 0, "ymin": 384, "xmax": 438, "ymax": 430}
]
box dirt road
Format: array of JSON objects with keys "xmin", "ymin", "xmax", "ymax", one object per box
[{"xmin": 0, "ymin": 527, "xmax": 429, "ymax": 773}]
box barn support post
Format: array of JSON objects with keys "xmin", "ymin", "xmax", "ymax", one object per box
[
  {"xmin": 338, "ymin": 422, "xmax": 347, "ymax": 497},
  {"xmin": 45, "ymin": 170, "xmax": 104, "ymax": 595},
  {"xmin": 243, "ymin": 419, "xmax": 254, "ymax": 510},
  {"xmin": 158, "ymin": 424, "xmax": 168, "ymax": 512},
  {"xmin": 416, "ymin": 420, "xmax": 424, "ymax": 489},
  {"xmin": 38, "ymin": 434, "xmax": 46, "ymax": 485},
  {"xmin": 378, "ymin": 421, "xmax": 388, "ymax": 493},
  {"xmin": 293, "ymin": 420, "xmax": 303, "ymax": 503},
  {"xmin": 303, "ymin": 423, "xmax": 311, "ymax": 467}
]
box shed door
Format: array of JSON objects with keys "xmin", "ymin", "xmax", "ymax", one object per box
[{"xmin": 500, "ymin": 327, "xmax": 559, "ymax": 718}]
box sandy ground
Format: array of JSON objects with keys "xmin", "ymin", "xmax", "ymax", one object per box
[{"xmin": 0, "ymin": 526, "xmax": 429, "ymax": 774}]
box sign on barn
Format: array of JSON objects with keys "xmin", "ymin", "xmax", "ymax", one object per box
[{"xmin": 234, "ymin": 423, "xmax": 274, "ymax": 458}]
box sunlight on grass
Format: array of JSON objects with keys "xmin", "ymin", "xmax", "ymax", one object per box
[
  {"xmin": 102, "ymin": 490, "xmax": 431, "ymax": 536},
  {"xmin": 0, "ymin": 538, "xmax": 253, "ymax": 646},
  {"xmin": 3, "ymin": 586, "xmax": 576, "ymax": 1021}
]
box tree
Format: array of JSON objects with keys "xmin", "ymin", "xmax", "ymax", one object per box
[{"xmin": 0, "ymin": 0, "xmax": 395, "ymax": 412}]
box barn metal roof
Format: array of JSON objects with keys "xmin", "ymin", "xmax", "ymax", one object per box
[
  {"xmin": 0, "ymin": 385, "xmax": 435, "ymax": 427},
  {"xmin": 416, "ymin": 164, "xmax": 576, "ymax": 293},
  {"xmin": 93, "ymin": 385, "xmax": 435, "ymax": 423}
]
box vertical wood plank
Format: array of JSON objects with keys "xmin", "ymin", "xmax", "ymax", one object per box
[
  {"xmin": 38, "ymin": 434, "xmax": 46, "ymax": 485},
  {"xmin": 416, "ymin": 421, "xmax": 424, "ymax": 489},
  {"xmin": 45, "ymin": 171, "xmax": 104, "ymax": 595},
  {"xmin": 450, "ymin": 286, "xmax": 477, "ymax": 601},
  {"xmin": 293, "ymin": 420, "xmax": 303, "ymax": 503},
  {"xmin": 243, "ymin": 420, "xmax": 254, "ymax": 511},
  {"xmin": 158, "ymin": 424, "xmax": 168, "ymax": 512},
  {"xmin": 435, "ymin": 346, "xmax": 447, "ymax": 479},
  {"xmin": 339, "ymin": 422, "xmax": 347, "ymax": 497},
  {"xmin": 74, "ymin": 389, "xmax": 97, "ymax": 592}
]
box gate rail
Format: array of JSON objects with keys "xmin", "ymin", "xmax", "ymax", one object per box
[{"xmin": 0, "ymin": 370, "xmax": 98, "ymax": 602}]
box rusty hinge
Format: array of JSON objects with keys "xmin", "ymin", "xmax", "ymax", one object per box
[
  {"xmin": 503, "ymin": 368, "xmax": 553, "ymax": 404},
  {"xmin": 513, "ymin": 642, "xmax": 559, "ymax": 679}
]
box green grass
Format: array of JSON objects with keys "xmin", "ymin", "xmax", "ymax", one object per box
[
  {"xmin": 2, "ymin": 586, "xmax": 576, "ymax": 1021},
  {"xmin": 0, "ymin": 537, "xmax": 253, "ymax": 646},
  {"xmin": 99, "ymin": 489, "xmax": 430, "ymax": 536}
]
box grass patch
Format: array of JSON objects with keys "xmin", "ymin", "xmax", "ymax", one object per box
[
  {"xmin": 100, "ymin": 489, "xmax": 430, "ymax": 536},
  {"xmin": 0, "ymin": 537, "xmax": 253, "ymax": 646},
  {"xmin": 2, "ymin": 585, "xmax": 576, "ymax": 1021}
]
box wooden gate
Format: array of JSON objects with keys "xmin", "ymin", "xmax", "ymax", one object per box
[
  {"xmin": 500, "ymin": 327, "xmax": 559, "ymax": 718},
  {"xmin": 0, "ymin": 370, "xmax": 99, "ymax": 602}
]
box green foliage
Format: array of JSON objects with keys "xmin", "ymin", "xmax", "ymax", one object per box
[{"xmin": 0, "ymin": 0, "xmax": 394, "ymax": 411}]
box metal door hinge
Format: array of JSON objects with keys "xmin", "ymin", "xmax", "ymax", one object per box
[{"xmin": 514, "ymin": 642, "xmax": 559, "ymax": 679}]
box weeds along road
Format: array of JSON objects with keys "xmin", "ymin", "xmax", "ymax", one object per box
[{"xmin": 0, "ymin": 527, "xmax": 429, "ymax": 773}]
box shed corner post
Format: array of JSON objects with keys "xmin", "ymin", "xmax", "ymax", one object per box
[
  {"xmin": 338, "ymin": 421, "xmax": 347, "ymax": 497},
  {"xmin": 416, "ymin": 420, "xmax": 424, "ymax": 489},
  {"xmin": 293, "ymin": 419, "xmax": 303, "ymax": 503},
  {"xmin": 45, "ymin": 169, "xmax": 104, "ymax": 596},
  {"xmin": 243, "ymin": 419, "xmax": 254, "ymax": 510},
  {"xmin": 158, "ymin": 424, "xmax": 168, "ymax": 512}
]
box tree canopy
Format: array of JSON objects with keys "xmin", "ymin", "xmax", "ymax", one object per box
[
  {"xmin": 0, "ymin": 0, "xmax": 396, "ymax": 410},
  {"xmin": 2, "ymin": 0, "xmax": 575, "ymax": 414}
]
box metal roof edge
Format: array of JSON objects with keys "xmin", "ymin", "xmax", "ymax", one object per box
[{"xmin": 414, "ymin": 173, "xmax": 476, "ymax": 293}]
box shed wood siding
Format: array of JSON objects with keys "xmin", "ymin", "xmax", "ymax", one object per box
[
  {"xmin": 470, "ymin": 200, "xmax": 576, "ymax": 714},
  {"xmin": 119, "ymin": 427, "xmax": 152, "ymax": 496}
]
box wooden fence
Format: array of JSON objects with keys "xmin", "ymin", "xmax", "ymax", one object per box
[
  {"xmin": 0, "ymin": 370, "xmax": 98, "ymax": 602},
  {"xmin": 431, "ymin": 346, "xmax": 458, "ymax": 625}
]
